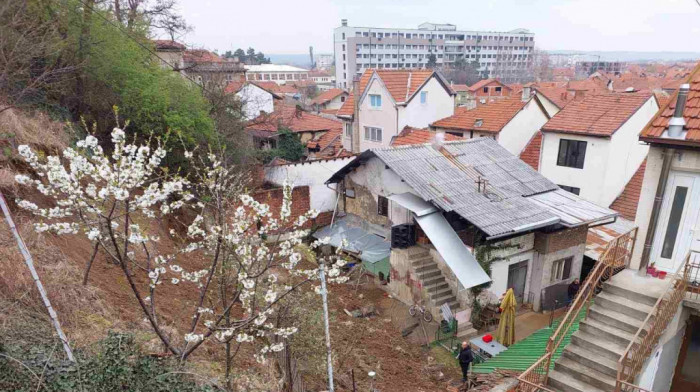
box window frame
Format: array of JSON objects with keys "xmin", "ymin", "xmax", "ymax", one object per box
[
  {"xmin": 364, "ymin": 126, "xmax": 382, "ymax": 142},
  {"xmin": 556, "ymin": 139, "xmax": 587, "ymax": 169},
  {"xmin": 369, "ymin": 94, "xmax": 382, "ymax": 108},
  {"xmin": 420, "ymin": 91, "xmax": 428, "ymax": 104},
  {"xmin": 344, "ymin": 123, "xmax": 352, "ymax": 138},
  {"xmin": 551, "ymin": 257, "xmax": 573, "ymax": 283},
  {"xmin": 377, "ymin": 195, "xmax": 389, "ymax": 217}
]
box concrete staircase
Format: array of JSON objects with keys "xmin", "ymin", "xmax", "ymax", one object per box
[
  {"xmin": 546, "ymin": 277, "xmax": 660, "ymax": 392},
  {"xmin": 409, "ymin": 247, "xmax": 462, "ymax": 312}
]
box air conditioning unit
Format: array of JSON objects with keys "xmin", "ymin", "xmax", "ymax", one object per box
[{"xmin": 391, "ymin": 224, "xmax": 416, "ymax": 249}]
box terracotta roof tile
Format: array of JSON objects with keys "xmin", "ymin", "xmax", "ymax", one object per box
[
  {"xmin": 183, "ymin": 49, "xmax": 223, "ymax": 63},
  {"xmin": 452, "ymin": 84, "xmax": 471, "ymax": 92},
  {"xmin": 609, "ymin": 159, "xmax": 646, "ymax": 221},
  {"xmin": 246, "ymin": 105, "xmax": 342, "ymax": 136},
  {"xmin": 390, "ymin": 126, "xmax": 462, "ymax": 146},
  {"xmin": 640, "ymin": 61, "xmax": 700, "ymax": 146},
  {"xmin": 153, "ymin": 40, "xmax": 185, "ymax": 51},
  {"xmin": 534, "ymin": 86, "xmax": 574, "ymax": 109},
  {"xmin": 469, "ymin": 78, "xmax": 509, "ymax": 92},
  {"xmin": 519, "ymin": 131, "xmax": 543, "ymax": 170},
  {"xmin": 542, "ymin": 92, "xmax": 652, "ymax": 137},
  {"xmin": 336, "ymin": 69, "xmax": 439, "ymax": 117},
  {"xmin": 431, "ymin": 97, "xmax": 527, "ymax": 133},
  {"xmin": 311, "ymin": 88, "xmax": 346, "ymax": 105}
]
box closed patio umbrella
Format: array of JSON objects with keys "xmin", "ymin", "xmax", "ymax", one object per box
[{"xmin": 496, "ymin": 288, "xmax": 517, "ymax": 347}]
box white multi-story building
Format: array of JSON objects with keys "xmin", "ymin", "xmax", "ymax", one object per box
[
  {"xmin": 244, "ymin": 64, "xmax": 309, "ymax": 85},
  {"xmin": 315, "ymin": 54, "xmax": 334, "ymax": 69},
  {"xmin": 333, "ymin": 20, "xmax": 535, "ymax": 88}
]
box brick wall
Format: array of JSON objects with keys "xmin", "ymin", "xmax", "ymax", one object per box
[
  {"xmin": 534, "ymin": 226, "xmax": 588, "ymax": 254},
  {"xmin": 251, "ymin": 185, "xmax": 311, "ymax": 228}
]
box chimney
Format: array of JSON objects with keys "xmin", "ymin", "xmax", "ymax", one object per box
[
  {"xmin": 431, "ymin": 131, "xmax": 446, "ymax": 150},
  {"xmin": 574, "ymin": 90, "xmax": 586, "ymax": 101},
  {"xmin": 341, "ymin": 19, "xmax": 348, "ymax": 27},
  {"xmin": 351, "ymin": 75, "xmax": 361, "ymax": 153},
  {"xmin": 521, "ymin": 85, "xmax": 531, "ymax": 102},
  {"xmin": 668, "ymin": 83, "xmax": 690, "ymax": 138}
]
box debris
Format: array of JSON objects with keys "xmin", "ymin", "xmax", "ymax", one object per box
[{"xmin": 401, "ymin": 322, "xmax": 420, "ymax": 337}]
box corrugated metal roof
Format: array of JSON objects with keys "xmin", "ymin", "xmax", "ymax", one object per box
[{"xmin": 528, "ymin": 189, "xmax": 619, "ymax": 227}]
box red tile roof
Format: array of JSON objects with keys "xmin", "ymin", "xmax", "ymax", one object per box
[
  {"xmin": 184, "ymin": 49, "xmax": 223, "ymax": 63},
  {"xmin": 311, "ymin": 88, "xmax": 347, "ymax": 105},
  {"xmin": 250, "ymin": 81, "xmax": 300, "ymax": 95},
  {"xmin": 153, "ymin": 40, "xmax": 186, "ymax": 51},
  {"xmin": 542, "ymin": 92, "xmax": 653, "ymax": 137},
  {"xmin": 451, "ymin": 84, "xmax": 471, "ymax": 92},
  {"xmin": 469, "ymin": 78, "xmax": 509, "ymax": 92},
  {"xmin": 390, "ymin": 126, "xmax": 462, "ymax": 146},
  {"xmin": 519, "ymin": 131, "xmax": 543, "ymax": 170},
  {"xmin": 431, "ymin": 97, "xmax": 527, "ymax": 133},
  {"xmin": 224, "ymin": 80, "xmax": 245, "ymax": 94},
  {"xmin": 336, "ymin": 69, "xmax": 442, "ymax": 117},
  {"xmin": 641, "ymin": 62, "xmax": 700, "ymax": 147},
  {"xmin": 534, "ymin": 86, "xmax": 574, "ymax": 109},
  {"xmin": 566, "ymin": 78, "xmax": 608, "ymax": 93},
  {"xmin": 246, "ymin": 105, "xmax": 342, "ymax": 137},
  {"xmin": 306, "ymin": 129, "xmax": 354, "ymax": 159},
  {"xmin": 609, "ymin": 159, "xmax": 646, "ymax": 221}
]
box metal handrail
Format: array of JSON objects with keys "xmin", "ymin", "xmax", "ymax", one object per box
[
  {"xmin": 615, "ymin": 253, "xmax": 691, "ymax": 392},
  {"xmin": 516, "ymin": 228, "xmax": 637, "ymax": 391}
]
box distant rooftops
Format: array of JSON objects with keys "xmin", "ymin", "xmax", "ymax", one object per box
[{"xmin": 245, "ymin": 64, "xmax": 309, "ymax": 73}]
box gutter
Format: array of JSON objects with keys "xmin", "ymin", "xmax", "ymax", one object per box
[{"xmin": 639, "ymin": 147, "xmax": 674, "ymax": 273}]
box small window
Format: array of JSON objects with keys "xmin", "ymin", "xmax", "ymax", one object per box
[
  {"xmin": 559, "ymin": 185, "xmax": 580, "ymax": 195},
  {"xmin": 420, "ymin": 91, "xmax": 428, "ymax": 104},
  {"xmin": 344, "ymin": 123, "xmax": 352, "ymax": 138},
  {"xmin": 551, "ymin": 257, "xmax": 573, "ymax": 283},
  {"xmin": 483, "ymin": 87, "xmax": 489, "ymax": 93},
  {"xmin": 377, "ymin": 195, "xmax": 389, "ymax": 217},
  {"xmin": 364, "ymin": 126, "xmax": 382, "ymax": 142},
  {"xmin": 495, "ymin": 86, "xmax": 502, "ymax": 93},
  {"xmin": 340, "ymin": 96, "xmax": 346, "ymax": 102},
  {"xmin": 369, "ymin": 94, "xmax": 382, "ymax": 108},
  {"xmin": 557, "ymin": 139, "xmax": 587, "ymax": 169}
]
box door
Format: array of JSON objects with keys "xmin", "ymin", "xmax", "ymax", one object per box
[
  {"xmin": 507, "ymin": 260, "xmax": 529, "ymax": 304},
  {"xmin": 652, "ymin": 172, "xmax": 700, "ymax": 272}
]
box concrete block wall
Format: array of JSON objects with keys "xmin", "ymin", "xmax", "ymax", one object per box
[{"xmin": 388, "ymin": 247, "xmax": 424, "ymax": 306}]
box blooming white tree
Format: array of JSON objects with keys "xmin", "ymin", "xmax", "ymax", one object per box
[{"xmin": 15, "ymin": 127, "xmax": 346, "ymax": 388}]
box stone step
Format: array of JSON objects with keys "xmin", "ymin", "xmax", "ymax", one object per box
[
  {"xmin": 447, "ymin": 300, "xmax": 460, "ymax": 311},
  {"xmin": 415, "ymin": 262, "xmax": 438, "ymax": 273},
  {"xmin": 595, "ymin": 292, "xmax": 654, "ymax": 321},
  {"xmin": 411, "ymin": 256, "xmax": 434, "ymax": 266},
  {"xmin": 433, "ymin": 293, "xmax": 457, "ymax": 306},
  {"xmin": 428, "ymin": 287, "xmax": 454, "ymax": 300},
  {"xmin": 423, "ymin": 275, "xmax": 446, "ymax": 286},
  {"xmin": 555, "ymin": 357, "xmax": 616, "ymax": 391},
  {"xmin": 547, "ymin": 369, "xmax": 606, "ymax": 392},
  {"xmin": 457, "ymin": 320, "xmax": 474, "ymax": 332},
  {"xmin": 456, "ymin": 327, "xmax": 478, "ymax": 340},
  {"xmin": 570, "ymin": 330, "xmax": 627, "ymax": 362},
  {"xmin": 588, "ymin": 304, "xmax": 645, "ymax": 335},
  {"xmin": 408, "ymin": 250, "xmax": 431, "ymax": 260},
  {"xmin": 562, "ymin": 344, "xmax": 618, "ymax": 378},
  {"xmin": 602, "ymin": 281, "xmax": 659, "ymax": 307},
  {"xmin": 579, "ymin": 318, "xmax": 636, "ymax": 347},
  {"xmin": 416, "ymin": 269, "xmax": 442, "ymax": 280},
  {"xmin": 423, "ymin": 281, "xmax": 450, "ymax": 292}
]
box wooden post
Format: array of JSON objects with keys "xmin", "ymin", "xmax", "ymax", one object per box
[{"xmin": 0, "ymin": 191, "xmax": 75, "ymax": 361}]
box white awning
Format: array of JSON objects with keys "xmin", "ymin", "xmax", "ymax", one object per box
[
  {"xmin": 388, "ymin": 193, "xmax": 437, "ymax": 217},
  {"xmin": 527, "ymin": 189, "xmax": 618, "ymax": 227},
  {"xmin": 415, "ymin": 212, "xmax": 491, "ymax": 289}
]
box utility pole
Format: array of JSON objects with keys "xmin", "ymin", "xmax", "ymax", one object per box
[
  {"xmin": 0, "ymin": 192, "xmax": 75, "ymax": 361},
  {"xmin": 319, "ymin": 259, "xmax": 334, "ymax": 392}
]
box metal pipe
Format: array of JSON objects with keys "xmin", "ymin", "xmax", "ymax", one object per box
[
  {"xmin": 639, "ymin": 148, "xmax": 675, "ymax": 274},
  {"xmin": 319, "ymin": 259, "xmax": 335, "ymax": 392},
  {"xmin": 668, "ymin": 84, "xmax": 690, "ymax": 138}
]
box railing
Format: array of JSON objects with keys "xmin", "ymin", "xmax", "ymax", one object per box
[
  {"xmin": 616, "ymin": 253, "xmax": 691, "ymax": 392},
  {"xmin": 686, "ymin": 257, "xmax": 700, "ymax": 303},
  {"xmin": 517, "ymin": 228, "xmax": 638, "ymax": 391}
]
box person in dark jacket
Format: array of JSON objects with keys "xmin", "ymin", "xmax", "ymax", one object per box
[
  {"xmin": 458, "ymin": 341, "xmax": 474, "ymax": 382},
  {"xmin": 567, "ymin": 279, "xmax": 580, "ymax": 306}
]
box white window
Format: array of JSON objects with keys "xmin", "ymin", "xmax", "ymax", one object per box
[
  {"xmin": 369, "ymin": 94, "xmax": 382, "ymax": 108},
  {"xmin": 364, "ymin": 126, "xmax": 382, "ymax": 142},
  {"xmin": 551, "ymin": 257, "xmax": 573, "ymax": 283},
  {"xmin": 420, "ymin": 91, "xmax": 428, "ymax": 104},
  {"xmin": 345, "ymin": 123, "xmax": 352, "ymax": 137}
]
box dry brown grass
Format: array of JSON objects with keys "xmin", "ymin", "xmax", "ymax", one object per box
[{"xmin": 0, "ymin": 108, "xmax": 69, "ymax": 154}]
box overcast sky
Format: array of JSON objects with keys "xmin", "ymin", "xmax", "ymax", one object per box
[{"xmin": 174, "ymin": 0, "xmax": 700, "ymax": 54}]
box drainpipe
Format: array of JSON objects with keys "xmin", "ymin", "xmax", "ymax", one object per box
[
  {"xmin": 639, "ymin": 84, "xmax": 689, "ymax": 273},
  {"xmin": 351, "ymin": 75, "xmax": 361, "ymax": 153}
]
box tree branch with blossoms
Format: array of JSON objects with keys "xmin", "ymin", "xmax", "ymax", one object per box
[{"xmin": 14, "ymin": 127, "xmax": 347, "ymax": 389}]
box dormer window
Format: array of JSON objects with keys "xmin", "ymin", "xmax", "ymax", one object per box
[{"xmin": 474, "ymin": 119, "xmax": 483, "ymax": 127}]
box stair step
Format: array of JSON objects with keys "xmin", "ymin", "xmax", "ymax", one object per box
[
  {"xmin": 555, "ymin": 357, "xmax": 616, "ymax": 391},
  {"xmin": 563, "ymin": 344, "xmax": 618, "ymax": 378},
  {"xmin": 547, "ymin": 369, "xmax": 605, "ymax": 392},
  {"xmin": 415, "ymin": 262, "xmax": 438, "ymax": 273},
  {"xmin": 448, "ymin": 300, "xmax": 460, "ymax": 310},
  {"xmin": 596, "ymin": 292, "xmax": 654, "ymax": 321},
  {"xmin": 424, "ymin": 281, "xmax": 450, "ymax": 292},
  {"xmin": 570, "ymin": 330, "xmax": 626, "ymax": 362},
  {"xmin": 411, "ymin": 256, "xmax": 434, "ymax": 265},
  {"xmin": 408, "ymin": 250, "xmax": 431, "ymax": 260},
  {"xmin": 602, "ymin": 281, "xmax": 659, "ymax": 307},
  {"xmin": 588, "ymin": 304, "xmax": 645, "ymax": 335},
  {"xmin": 428, "ymin": 287, "xmax": 454, "ymax": 299},
  {"xmin": 423, "ymin": 276, "xmax": 446, "ymax": 286},
  {"xmin": 416, "ymin": 269, "xmax": 441, "ymax": 280},
  {"xmin": 433, "ymin": 294, "xmax": 457, "ymax": 306},
  {"xmin": 456, "ymin": 327, "xmax": 478, "ymax": 340},
  {"xmin": 579, "ymin": 318, "xmax": 636, "ymax": 347}
]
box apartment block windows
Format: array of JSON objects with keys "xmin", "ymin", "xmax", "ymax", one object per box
[
  {"xmin": 364, "ymin": 126, "xmax": 382, "ymax": 142},
  {"xmin": 420, "ymin": 91, "xmax": 428, "ymax": 104},
  {"xmin": 377, "ymin": 195, "xmax": 389, "ymax": 217},
  {"xmin": 369, "ymin": 94, "xmax": 382, "ymax": 108},
  {"xmin": 557, "ymin": 139, "xmax": 587, "ymax": 169},
  {"xmin": 551, "ymin": 257, "xmax": 573, "ymax": 283},
  {"xmin": 559, "ymin": 185, "xmax": 580, "ymax": 195},
  {"xmin": 342, "ymin": 44, "xmax": 345, "ymax": 51}
]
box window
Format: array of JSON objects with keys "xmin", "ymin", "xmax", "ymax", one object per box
[
  {"xmin": 364, "ymin": 126, "xmax": 382, "ymax": 142},
  {"xmin": 369, "ymin": 94, "xmax": 382, "ymax": 108},
  {"xmin": 551, "ymin": 257, "xmax": 573, "ymax": 282},
  {"xmin": 661, "ymin": 186, "xmax": 688, "ymax": 258},
  {"xmin": 340, "ymin": 96, "xmax": 346, "ymax": 102},
  {"xmin": 420, "ymin": 91, "xmax": 428, "ymax": 104},
  {"xmin": 483, "ymin": 87, "xmax": 489, "ymax": 93},
  {"xmin": 342, "ymin": 44, "xmax": 345, "ymax": 51},
  {"xmin": 557, "ymin": 139, "xmax": 587, "ymax": 169},
  {"xmin": 344, "ymin": 123, "xmax": 352, "ymax": 137},
  {"xmin": 377, "ymin": 195, "xmax": 389, "ymax": 217},
  {"xmin": 559, "ymin": 185, "xmax": 580, "ymax": 195},
  {"xmin": 342, "ymin": 33, "xmax": 345, "ymax": 40},
  {"xmin": 495, "ymin": 86, "xmax": 502, "ymax": 93}
]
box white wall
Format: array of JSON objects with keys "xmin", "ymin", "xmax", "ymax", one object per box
[
  {"xmin": 498, "ymin": 98, "xmax": 549, "ymax": 156},
  {"xmin": 539, "ymin": 132, "xmax": 611, "ymax": 205},
  {"xmin": 325, "ymin": 94, "xmax": 348, "ymax": 110},
  {"xmin": 264, "ymin": 157, "xmax": 355, "ymax": 212},
  {"xmin": 358, "ymin": 78, "xmax": 398, "ymax": 151},
  {"xmin": 637, "ymin": 306, "xmax": 689, "ymax": 392},
  {"xmin": 398, "ymin": 77, "xmax": 454, "ymax": 130},
  {"xmin": 236, "ymin": 84, "xmax": 274, "ymax": 120},
  {"xmin": 535, "ymin": 92, "xmax": 561, "ymax": 118}
]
